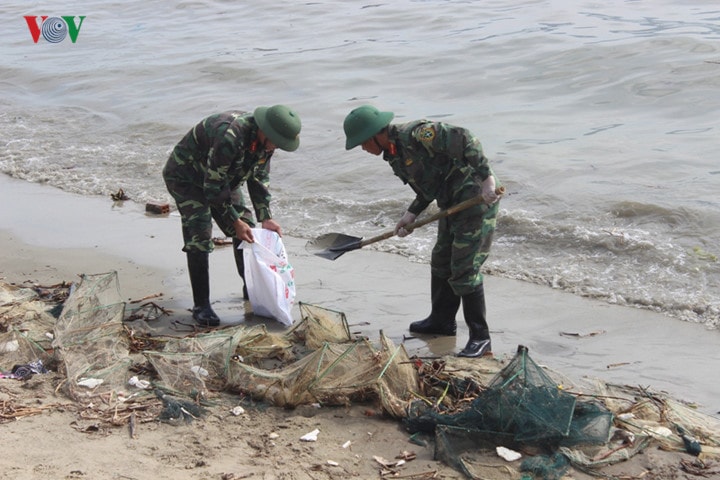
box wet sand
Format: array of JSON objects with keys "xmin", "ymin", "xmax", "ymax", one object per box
[{"xmin": 1, "ymin": 173, "xmax": 717, "ymax": 416}]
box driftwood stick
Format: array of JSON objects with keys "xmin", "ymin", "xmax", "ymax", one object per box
[{"xmin": 129, "ymin": 293, "xmax": 164, "ymax": 304}]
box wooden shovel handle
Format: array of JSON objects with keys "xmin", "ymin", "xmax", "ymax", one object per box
[{"xmin": 359, "ymin": 186, "xmax": 505, "ymax": 248}]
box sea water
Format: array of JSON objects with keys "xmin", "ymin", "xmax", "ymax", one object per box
[{"xmin": 1, "ymin": 0, "xmax": 719, "ymax": 328}]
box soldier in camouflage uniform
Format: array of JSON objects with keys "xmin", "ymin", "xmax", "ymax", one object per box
[
  {"xmin": 343, "ymin": 105, "xmax": 500, "ymax": 357},
  {"xmin": 163, "ymin": 105, "xmax": 301, "ymax": 327}
]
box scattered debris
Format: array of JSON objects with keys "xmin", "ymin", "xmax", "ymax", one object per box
[
  {"xmin": 680, "ymin": 457, "xmax": 720, "ymax": 476},
  {"xmin": 1, "ymin": 359, "xmax": 48, "ymax": 380},
  {"xmin": 396, "ymin": 451, "xmax": 417, "ymax": 461},
  {"xmin": 156, "ymin": 389, "xmax": 205, "ymax": 425},
  {"xmin": 1, "ymin": 274, "xmax": 719, "ymax": 480},
  {"xmin": 124, "ymin": 301, "xmax": 171, "ymax": 322},
  {"xmin": 212, "ymin": 236, "xmax": 233, "ymax": 246},
  {"xmin": 678, "ymin": 424, "xmax": 702, "ymax": 456},
  {"xmin": 145, "ymin": 202, "xmax": 169, "ymax": 214},
  {"xmin": 559, "ymin": 330, "xmax": 606, "ymax": 338},
  {"xmin": 111, "ymin": 188, "xmax": 129, "ymax": 201},
  {"xmin": 497, "ymin": 446, "xmax": 522, "ymax": 462},
  {"xmin": 77, "ymin": 378, "xmax": 104, "ymax": 389},
  {"xmin": 1, "ymin": 400, "xmax": 71, "ymax": 422},
  {"xmin": 128, "ymin": 411, "xmax": 137, "ymax": 439},
  {"xmin": 128, "ymin": 376, "xmax": 151, "ymax": 390},
  {"xmin": 607, "ymin": 362, "xmax": 631, "ymax": 369},
  {"xmin": 374, "ymin": 455, "xmax": 402, "ymax": 468},
  {"xmin": 300, "ymin": 428, "xmax": 320, "ymax": 442},
  {"xmin": 129, "ymin": 292, "xmax": 164, "ymax": 304}
]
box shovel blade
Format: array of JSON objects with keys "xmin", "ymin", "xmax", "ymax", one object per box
[{"xmin": 306, "ymin": 233, "xmax": 363, "ymax": 260}]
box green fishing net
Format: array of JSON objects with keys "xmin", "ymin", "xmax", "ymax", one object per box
[
  {"xmin": 404, "ymin": 345, "xmax": 619, "ymax": 479},
  {"xmin": 406, "ymin": 345, "xmax": 580, "ymax": 446}
]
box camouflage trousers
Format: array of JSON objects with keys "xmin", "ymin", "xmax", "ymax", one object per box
[
  {"xmin": 430, "ymin": 200, "xmax": 499, "ymax": 296},
  {"xmin": 164, "ymin": 178, "xmax": 255, "ymax": 253}
]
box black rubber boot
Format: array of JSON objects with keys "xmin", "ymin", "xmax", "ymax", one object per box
[
  {"xmin": 232, "ymin": 238, "xmax": 249, "ymax": 300},
  {"xmin": 409, "ymin": 275, "xmax": 460, "ymax": 336},
  {"xmin": 186, "ymin": 251, "xmax": 221, "ymax": 327},
  {"xmin": 458, "ymin": 285, "xmax": 492, "ymax": 357}
]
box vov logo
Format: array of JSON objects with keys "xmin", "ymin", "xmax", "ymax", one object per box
[{"xmin": 24, "ymin": 16, "xmax": 86, "ymax": 44}]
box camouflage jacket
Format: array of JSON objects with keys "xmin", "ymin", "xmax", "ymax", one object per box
[
  {"xmin": 166, "ymin": 111, "xmax": 274, "ymax": 226},
  {"xmin": 383, "ymin": 120, "xmax": 498, "ymax": 214}
]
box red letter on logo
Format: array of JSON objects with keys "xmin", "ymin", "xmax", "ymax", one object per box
[{"xmin": 24, "ymin": 16, "xmax": 48, "ymax": 43}]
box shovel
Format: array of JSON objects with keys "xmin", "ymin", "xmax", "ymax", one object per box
[{"xmin": 306, "ymin": 187, "xmax": 505, "ymax": 260}]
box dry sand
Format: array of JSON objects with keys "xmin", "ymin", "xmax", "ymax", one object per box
[{"xmin": 1, "ymin": 174, "xmax": 718, "ymax": 479}]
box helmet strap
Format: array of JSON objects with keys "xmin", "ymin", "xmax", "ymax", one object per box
[
  {"xmin": 373, "ymin": 136, "xmax": 383, "ymax": 152},
  {"xmin": 256, "ymin": 129, "xmax": 274, "ymax": 152}
]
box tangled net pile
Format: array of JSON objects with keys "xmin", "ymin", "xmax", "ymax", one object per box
[
  {"xmin": 2, "ymin": 271, "xmax": 719, "ymax": 479},
  {"xmin": 1, "ymin": 272, "xmax": 419, "ymax": 420}
]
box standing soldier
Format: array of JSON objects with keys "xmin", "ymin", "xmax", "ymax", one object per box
[
  {"xmin": 163, "ymin": 105, "xmax": 301, "ymax": 327},
  {"xmin": 343, "ymin": 105, "xmax": 501, "ymax": 357}
]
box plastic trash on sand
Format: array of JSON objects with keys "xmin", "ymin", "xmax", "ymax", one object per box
[{"xmin": 301, "ymin": 428, "xmax": 320, "ymax": 442}]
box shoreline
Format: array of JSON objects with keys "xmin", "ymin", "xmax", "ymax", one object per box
[{"xmin": 1, "ymin": 173, "xmax": 718, "ymax": 416}]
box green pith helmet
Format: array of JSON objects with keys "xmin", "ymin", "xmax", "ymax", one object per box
[
  {"xmin": 254, "ymin": 105, "xmax": 302, "ymax": 152},
  {"xmin": 343, "ymin": 105, "xmax": 394, "ymax": 150}
]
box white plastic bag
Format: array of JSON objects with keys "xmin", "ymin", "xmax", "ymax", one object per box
[{"xmin": 240, "ymin": 229, "xmax": 296, "ymax": 326}]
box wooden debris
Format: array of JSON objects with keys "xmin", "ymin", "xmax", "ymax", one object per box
[
  {"xmin": 0, "ymin": 401, "xmax": 72, "ymax": 422},
  {"xmin": 129, "ymin": 411, "xmax": 137, "ymax": 439},
  {"xmin": 560, "ymin": 330, "xmax": 606, "ymax": 338},
  {"xmin": 124, "ymin": 324, "xmax": 167, "ymax": 352},
  {"xmin": 129, "ymin": 292, "xmax": 164, "ymax": 304},
  {"xmin": 212, "ymin": 236, "xmax": 233, "ymax": 246},
  {"xmin": 607, "ymin": 362, "xmax": 631, "ymax": 369},
  {"xmin": 124, "ymin": 301, "xmax": 171, "ymax": 322}
]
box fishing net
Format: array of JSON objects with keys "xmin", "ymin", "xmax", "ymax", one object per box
[
  {"xmin": 143, "ymin": 303, "xmax": 417, "ymax": 417},
  {"xmin": 407, "ymin": 345, "xmax": 579, "ymax": 445},
  {"xmin": 2, "ymin": 276, "xmax": 420, "ymax": 417},
  {"xmin": 405, "ymin": 345, "xmax": 619, "ymax": 479},
  {"xmin": 519, "ymin": 452, "xmax": 571, "ymax": 480},
  {"xmin": 226, "ymin": 330, "xmax": 418, "ymax": 417},
  {"xmin": 144, "ymin": 330, "xmax": 236, "ymax": 397},
  {"xmin": 227, "ymin": 304, "xmax": 417, "ymax": 417},
  {"xmin": 479, "ymin": 344, "xmax": 578, "ymax": 443},
  {"xmin": 0, "ymin": 328, "xmax": 52, "ymax": 380},
  {"xmin": 235, "ymin": 324, "xmax": 294, "ymax": 364},
  {"xmin": 0, "ymin": 281, "xmax": 63, "ymax": 370},
  {"xmin": 51, "ymin": 272, "xmax": 133, "ymax": 401},
  {"xmin": 590, "ymin": 383, "xmax": 720, "ymax": 454},
  {"xmin": 431, "ymin": 412, "xmax": 608, "ymax": 480},
  {"xmin": 287, "ymin": 302, "xmax": 352, "ymax": 349},
  {"xmin": 560, "ymin": 400, "xmax": 614, "ymax": 446},
  {"xmin": 556, "ymin": 386, "xmax": 720, "ymax": 472},
  {"xmin": 5, "ymin": 272, "xmax": 720, "ymax": 480},
  {"xmin": 145, "ymin": 324, "xmax": 292, "ymax": 398},
  {"xmin": 434, "ymin": 425, "xmax": 519, "ymax": 480}
]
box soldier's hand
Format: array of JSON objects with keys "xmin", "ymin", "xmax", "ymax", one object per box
[
  {"xmin": 261, "ymin": 219, "xmax": 283, "ymax": 237},
  {"xmin": 481, "ymin": 177, "xmax": 499, "ymax": 204},
  {"xmin": 234, "ymin": 219, "xmax": 254, "ymax": 243},
  {"xmin": 394, "ymin": 211, "xmax": 417, "ymax": 237}
]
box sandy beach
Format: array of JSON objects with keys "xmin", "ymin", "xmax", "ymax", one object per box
[{"xmin": 1, "ymin": 173, "xmax": 718, "ymax": 479}]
